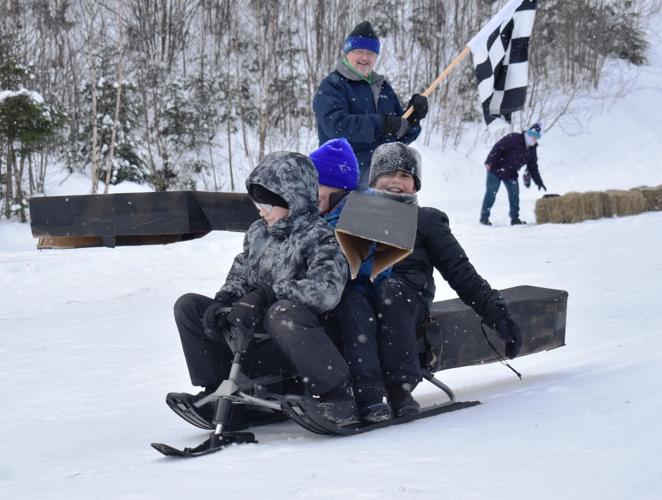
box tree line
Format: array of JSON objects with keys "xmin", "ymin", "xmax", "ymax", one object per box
[{"xmin": 0, "ymin": 0, "xmax": 655, "ymax": 221}]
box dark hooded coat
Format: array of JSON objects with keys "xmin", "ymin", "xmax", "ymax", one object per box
[
  {"xmin": 313, "ymin": 61, "xmax": 421, "ymax": 177},
  {"xmin": 392, "ymin": 206, "xmax": 508, "ymax": 323},
  {"xmin": 485, "ymin": 132, "xmax": 541, "ymax": 182},
  {"xmin": 217, "ymin": 152, "xmax": 348, "ymax": 314}
]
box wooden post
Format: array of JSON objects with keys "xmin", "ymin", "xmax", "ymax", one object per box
[{"xmin": 402, "ymin": 46, "xmax": 472, "ymax": 120}]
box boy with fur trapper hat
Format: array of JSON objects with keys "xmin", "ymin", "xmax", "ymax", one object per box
[
  {"xmin": 313, "ymin": 21, "xmax": 429, "ymax": 188},
  {"xmin": 334, "ymin": 142, "xmax": 523, "ymax": 423},
  {"xmin": 170, "ymin": 151, "xmax": 359, "ymax": 426}
]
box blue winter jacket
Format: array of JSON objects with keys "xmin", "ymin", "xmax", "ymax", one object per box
[
  {"xmin": 485, "ymin": 132, "xmax": 541, "ymax": 182},
  {"xmin": 313, "ymin": 61, "xmax": 421, "ymax": 184},
  {"xmin": 324, "ymin": 192, "xmax": 391, "ymax": 293}
]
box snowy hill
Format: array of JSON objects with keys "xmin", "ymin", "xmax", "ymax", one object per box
[{"xmin": 2, "ymin": 21, "xmax": 662, "ymax": 500}]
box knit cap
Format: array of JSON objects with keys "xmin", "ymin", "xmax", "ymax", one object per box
[
  {"xmin": 527, "ymin": 121, "xmax": 543, "ymax": 139},
  {"xmin": 342, "ymin": 21, "xmax": 380, "ymax": 54},
  {"xmin": 309, "ymin": 138, "xmax": 360, "ymax": 190}
]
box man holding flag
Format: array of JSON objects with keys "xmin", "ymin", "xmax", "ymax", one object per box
[{"xmin": 313, "ymin": 21, "xmax": 429, "ymax": 188}]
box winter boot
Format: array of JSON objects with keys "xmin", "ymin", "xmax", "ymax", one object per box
[
  {"xmin": 479, "ymin": 218, "xmax": 492, "ymax": 226},
  {"xmin": 317, "ymin": 381, "xmax": 360, "ymax": 426},
  {"xmin": 511, "ymin": 218, "xmax": 526, "ymax": 225},
  {"xmin": 387, "ymin": 383, "xmax": 420, "ymax": 417},
  {"xmin": 359, "ymin": 402, "xmax": 394, "ymax": 424}
]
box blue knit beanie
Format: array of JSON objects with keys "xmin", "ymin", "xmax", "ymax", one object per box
[
  {"xmin": 309, "ymin": 138, "xmax": 360, "ymax": 190},
  {"xmin": 527, "ymin": 121, "xmax": 542, "ymax": 139},
  {"xmin": 342, "ymin": 21, "xmax": 380, "ymax": 55}
]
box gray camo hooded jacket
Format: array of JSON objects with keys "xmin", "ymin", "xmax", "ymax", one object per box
[{"xmin": 216, "ymin": 151, "xmax": 349, "ymax": 314}]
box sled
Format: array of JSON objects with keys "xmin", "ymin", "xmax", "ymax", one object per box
[{"xmin": 152, "ymin": 285, "xmax": 567, "ymax": 458}]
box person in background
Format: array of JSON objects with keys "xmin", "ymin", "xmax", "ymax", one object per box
[
  {"xmin": 480, "ymin": 121, "xmax": 546, "ymax": 226},
  {"xmin": 313, "ymin": 21, "xmax": 428, "ymax": 188}
]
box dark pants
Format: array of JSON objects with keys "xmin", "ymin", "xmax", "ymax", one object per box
[
  {"xmin": 331, "ymin": 279, "xmax": 427, "ymax": 406},
  {"xmin": 174, "ymin": 293, "xmax": 349, "ymax": 395},
  {"xmin": 480, "ymin": 170, "xmax": 520, "ymax": 221}
]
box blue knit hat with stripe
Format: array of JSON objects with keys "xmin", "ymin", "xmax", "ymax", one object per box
[
  {"xmin": 342, "ymin": 21, "xmax": 380, "ymax": 55},
  {"xmin": 309, "ymin": 138, "xmax": 360, "ymax": 190},
  {"xmin": 527, "ymin": 121, "xmax": 543, "ymax": 139}
]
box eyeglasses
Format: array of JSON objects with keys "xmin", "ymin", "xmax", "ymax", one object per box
[{"xmin": 253, "ymin": 201, "xmax": 274, "ymax": 214}]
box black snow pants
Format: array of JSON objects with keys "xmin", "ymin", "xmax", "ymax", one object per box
[
  {"xmin": 174, "ymin": 293, "xmax": 350, "ymax": 395},
  {"xmin": 331, "ymin": 278, "xmax": 427, "ymax": 406}
]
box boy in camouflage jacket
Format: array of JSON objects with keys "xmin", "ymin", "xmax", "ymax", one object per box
[{"xmin": 171, "ymin": 151, "xmax": 358, "ymax": 425}]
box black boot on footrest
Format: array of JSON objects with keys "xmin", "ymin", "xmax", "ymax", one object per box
[
  {"xmin": 317, "ymin": 381, "xmax": 360, "ymax": 426},
  {"xmin": 387, "ymin": 383, "xmax": 420, "ymax": 417},
  {"xmin": 359, "ymin": 402, "xmax": 394, "ymax": 424}
]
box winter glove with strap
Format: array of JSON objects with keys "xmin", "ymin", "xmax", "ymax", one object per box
[
  {"xmin": 494, "ymin": 316, "xmax": 523, "ymax": 359},
  {"xmin": 226, "ymin": 284, "xmax": 277, "ymax": 334},
  {"xmin": 406, "ymin": 93, "xmax": 428, "ymax": 126},
  {"xmin": 381, "ymin": 115, "xmax": 410, "ymax": 139},
  {"xmin": 202, "ymin": 292, "xmax": 234, "ymax": 343}
]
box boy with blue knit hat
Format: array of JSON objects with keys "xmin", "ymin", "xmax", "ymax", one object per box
[
  {"xmin": 309, "ymin": 139, "xmax": 402, "ymax": 425},
  {"xmin": 309, "ymin": 138, "xmax": 391, "ymax": 295},
  {"xmin": 313, "ymin": 21, "xmax": 429, "ymax": 188},
  {"xmin": 480, "ymin": 121, "xmax": 547, "ymax": 226},
  {"xmin": 310, "ymin": 137, "xmax": 359, "ymax": 216}
]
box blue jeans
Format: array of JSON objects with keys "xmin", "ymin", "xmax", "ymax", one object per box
[{"xmin": 480, "ymin": 170, "xmax": 520, "ymax": 221}]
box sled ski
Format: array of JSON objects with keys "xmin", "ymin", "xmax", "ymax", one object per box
[
  {"xmin": 280, "ymin": 395, "xmax": 480, "ymax": 436},
  {"xmin": 151, "ymin": 431, "xmax": 257, "ymax": 457},
  {"xmin": 154, "ymin": 367, "xmax": 479, "ymax": 458},
  {"xmin": 166, "ymin": 391, "xmax": 289, "ymax": 431},
  {"xmin": 166, "ymin": 392, "xmax": 214, "ymax": 430}
]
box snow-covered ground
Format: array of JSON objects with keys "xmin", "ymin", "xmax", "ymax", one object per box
[{"xmin": 2, "ymin": 23, "xmax": 662, "ymax": 500}]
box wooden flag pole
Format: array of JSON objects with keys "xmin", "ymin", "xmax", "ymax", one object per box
[{"xmin": 402, "ymin": 45, "xmax": 472, "ymax": 120}]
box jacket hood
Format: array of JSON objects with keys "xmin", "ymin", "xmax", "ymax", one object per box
[{"xmin": 246, "ymin": 151, "xmax": 319, "ymax": 217}]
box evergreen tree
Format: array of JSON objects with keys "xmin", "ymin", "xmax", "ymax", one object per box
[{"xmin": 0, "ymin": 48, "xmax": 59, "ymax": 221}]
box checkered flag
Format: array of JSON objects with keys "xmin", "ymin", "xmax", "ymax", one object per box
[{"xmin": 468, "ymin": 0, "xmax": 537, "ymax": 125}]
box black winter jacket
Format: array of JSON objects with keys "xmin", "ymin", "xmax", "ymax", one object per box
[{"xmin": 392, "ymin": 207, "xmax": 508, "ymax": 322}]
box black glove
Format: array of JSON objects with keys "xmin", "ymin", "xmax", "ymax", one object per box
[
  {"xmin": 406, "ymin": 93, "xmax": 428, "ymax": 125},
  {"xmin": 523, "ymin": 169, "xmax": 532, "ymax": 188},
  {"xmin": 381, "ymin": 115, "xmax": 409, "ymax": 138},
  {"xmin": 530, "ymin": 170, "xmax": 546, "ymax": 191},
  {"xmin": 494, "ymin": 317, "xmax": 523, "ymax": 359},
  {"xmin": 203, "ymin": 300, "xmax": 232, "ymax": 343},
  {"xmin": 226, "ymin": 284, "xmax": 277, "ymax": 333}
]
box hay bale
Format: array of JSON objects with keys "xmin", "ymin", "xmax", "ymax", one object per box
[
  {"xmin": 631, "ymin": 186, "xmax": 662, "ymax": 211},
  {"xmin": 535, "ymin": 196, "xmax": 564, "ymax": 224},
  {"xmin": 606, "ymin": 189, "xmax": 646, "ymax": 216},
  {"xmin": 558, "ymin": 192, "xmax": 586, "ymax": 223},
  {"xmin": 535, "ymin": 192, "xmax": 585, "ymax": 224},
  {"xmin": 580, "ymin": 191, "xmax": 609, "ymax": 220}
]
